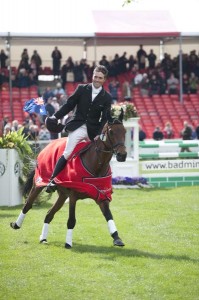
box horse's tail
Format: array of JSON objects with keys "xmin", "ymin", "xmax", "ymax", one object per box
[{"xmin": 23, "ymin": 169, "xmax": 35, "ymax": 197}]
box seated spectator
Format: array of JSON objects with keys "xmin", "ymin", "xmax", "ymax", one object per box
[
  {"xmin": 53, "ymin": 82, "xmax": 66, "ymax": 100},
  {"xmin": 180, "ymin": 121, "xmax": 193, "ymax": 152},
  {"xmin": 11, "ymin": 120, "xmax": 20, "ymax": 132},
  {"xmin": 43, "ymin": 87, "xmax": 54, "ymax": 103},
  {"xmin": 140, "ymin": 73, "xmax": 150, "ymax": 96},
  {"xmin": 38, "ymin": 124, "xmax": 51, "ymax": 140},
  {"xmin": 182, "ymin": 73, "xmax": 190, "ymax": 94},
  {"xmin": 139, "ymin": 125, "xmax": 146, "ymax": 141},
  {"xmin": 17, "ymin": 69, "xmax": 30, "ymax": 87},
  {"xmin": 163, "ymin": 121, "xmax": 174, "ymax": 139},
  {"xmin": 157, "ymin": 70, "xmax": 167, "ymax": 95},
  {"xmin": 133, "ymin": 70, "xmax": 143, "ymax": 88},
  {"xmin": 28, "ymin": 124, "xmax": 39, "ymax": 141},
  {"xmin": 108, "ymin": 78, "xmax": 120, "ymax": 104},
  {"xmin": 4, "ymin": 123, "xmax": 11, "ymax": 135},
  {"xmin": 195, "ymin": 123, "xmax": 199, "ymax": 139},
  {"xmin": 149, "ymin": 74, "xmax": 159, "ymax": 96},
  {"xmin": 167, "ymin": 72, "xmax": 179, "ymax": 95},
  {"xmin": 153, "ymin": 126, "xmax": 164, "ymax": 140},
  {"xmin": 189, "ymin": 72, "xmax": 198, "ymax": 94},
  {"xmin": 51, "ymin": 96, "xmax": 60, "ymax": 112},
  {"xmin": 122, "ymin": 80, "xmax": 132, "ymax": 101}
]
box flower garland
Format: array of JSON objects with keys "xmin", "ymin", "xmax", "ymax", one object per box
[{"xmin": 111, "ymin": 101, "xmax": 139, "ymax": 121}]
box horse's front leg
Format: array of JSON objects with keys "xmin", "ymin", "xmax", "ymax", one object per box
[
  {"xmin": 10, "ymin": 184, "xmax": 43, "ymax": 230},
  {"xmin": 65, "ymin": 191, "xmax": 78, "ymax": 249},
  {"xmin": 40, "ymin": 187, "xmax": 68, "ymax": 243},
  {"xmin": 98, "ymin": 200, "xmax": 125, "ymax": 247}
]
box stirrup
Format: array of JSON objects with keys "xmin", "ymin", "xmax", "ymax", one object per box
[{"xmin": 45, "ymin": 180, "xmax": 57, "ymax": 193}]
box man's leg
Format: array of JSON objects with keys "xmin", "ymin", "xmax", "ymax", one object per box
[{"xmin": 46, "ymin": 125, "xmax": 89, "ymax": 193}]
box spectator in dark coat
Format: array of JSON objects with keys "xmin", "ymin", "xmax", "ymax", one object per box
[{"xmin": 153, "ymin": 126, "xmax": 164, "ymax": 140}]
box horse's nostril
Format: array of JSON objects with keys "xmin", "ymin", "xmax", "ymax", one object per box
[{"xmin": 116, "ymin": 152, "xmax": 127, "ymax": 162}]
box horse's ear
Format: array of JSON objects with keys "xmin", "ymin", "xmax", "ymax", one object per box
[
  {"xmin": 107, "ymin": 109, "xmax": 113, "ymax": 124},
  {"xmin": 119, "ymin": 108, "xmax": 124, "ymax": 122}
]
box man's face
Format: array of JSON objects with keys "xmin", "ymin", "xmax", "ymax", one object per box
[{"xmin": 92, "ymin": 71, "xmax": 106, "ymax": 89}]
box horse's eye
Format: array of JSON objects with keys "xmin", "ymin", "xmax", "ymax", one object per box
[{"xmin": 109, "ymin": 129, "xmax": 113, "ymax": 136}]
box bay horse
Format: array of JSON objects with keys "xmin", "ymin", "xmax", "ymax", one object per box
[{"xmin": 10, "ymin": 109, "xmax": 127, "ymax": 248}]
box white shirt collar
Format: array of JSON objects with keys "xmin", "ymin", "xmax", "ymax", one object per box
[{"xmin": 92, "ymin": 83, "xmax": 102, "ymax": 94}]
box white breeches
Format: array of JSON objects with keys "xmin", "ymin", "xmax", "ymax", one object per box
[{"xmin": 63, "ymin": 124, "xmax": 90, "ymax": 159}]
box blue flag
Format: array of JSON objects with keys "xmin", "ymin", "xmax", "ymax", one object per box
[{"xmin": 23, "ymin": 97, "xmax": 47, "ymax": 115}]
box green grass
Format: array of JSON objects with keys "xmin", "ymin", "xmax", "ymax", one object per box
[{"xmin": 0, "ymin": 187, "xmax": 199, "ymax": 300}]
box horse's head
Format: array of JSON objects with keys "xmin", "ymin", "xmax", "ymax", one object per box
[{"xmin": 101, "ymin": 108, "xmax": 127, "ymax": 162}]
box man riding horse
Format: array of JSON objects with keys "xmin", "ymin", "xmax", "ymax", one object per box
[{"xmin": 46, "ymin": 65, "xmax": 112, "ymax": 193}]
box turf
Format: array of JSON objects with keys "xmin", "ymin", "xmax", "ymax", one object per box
[{"xmin": 0, "ymin": 187, "xmax": 199, "ymax": 300}]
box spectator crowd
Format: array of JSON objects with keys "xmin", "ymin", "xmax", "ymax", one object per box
[{"xmin": 1, "ymin": 44, "xmax": 199, "ymax": 142}]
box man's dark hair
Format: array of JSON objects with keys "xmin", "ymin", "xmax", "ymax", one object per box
[{"xmin": 94, "ymin": 65, "xmax": 108, "ymax": 78}]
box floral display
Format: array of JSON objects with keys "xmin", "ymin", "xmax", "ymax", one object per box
[
  {"xmin": 111, "ymin": 101, "xmax": 139, "ymax": 120},
  {"xmin": 112, "ymin": 176, "xmax": 148, "ymax": 186}
]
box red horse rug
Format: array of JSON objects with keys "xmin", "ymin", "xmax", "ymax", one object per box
[{"xmin": 35, "ymin": 138, "xmax": 112, "ymax": 202}]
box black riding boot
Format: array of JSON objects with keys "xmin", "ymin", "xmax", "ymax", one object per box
[{"xmin": 46, "ymin": 155, "xmax": 67, "ymax": 193}]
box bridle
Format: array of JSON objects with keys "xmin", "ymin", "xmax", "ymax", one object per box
[{"xmin": 95, "ymin": 121, "xmax": 125, "ymax": 156}]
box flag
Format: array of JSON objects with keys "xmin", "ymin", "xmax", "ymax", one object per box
[{"xmin": 23, "ymin": 97, "xmax": 47, "ymax": 115}]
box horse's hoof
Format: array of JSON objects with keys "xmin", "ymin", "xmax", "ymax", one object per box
[
  {"xmin": 65, "ymin": 243, "xmax": 72, "ymax": 249},
  {"xmin": 113, "ymin": 238, "xmax": 125, "ymax": 247},
  {"xmin": 10, "ymin": 222, "xmax": 20, "ymax": 230},
  {"xmin": 40, "ymin": 239, "xmax": 48, "ymax": 244}
]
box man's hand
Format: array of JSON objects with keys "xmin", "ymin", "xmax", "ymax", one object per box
[{"xmin": 45, "ymin": 116, "xmax": 64, "ymax": 133}]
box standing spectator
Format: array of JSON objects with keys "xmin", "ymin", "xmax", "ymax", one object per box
[
  {"xmin": 99, "ymin": 55, "xmax": 110, "ymax": 71},
  {"xmin": 118, "ymin": 52, "xmax": 128, "ymax": 74},
  {"xmin": 180, "ymin": 121, "xmax": 193, "ymax": 152},
  {"xmin": 21, "ymin": 48, "xmax": 29, "ymax": 65},
  {"xmin": 161, "ymin": 53, "xmax": 173, "ymax": 78},
  {"xmin": 136, "ymin": 44, "xmax": 147, "ymax": 70},
  {"xmin": 31, "ymin": 50, "xmax": 42, "ymax": 73},
  {"xmin": 153, "ymin": 126, "xmax": 164, "ymax": 140},
  {"xmin": 128, "ymin": 55, "xmax": 137, "ymax": 71},
  {"xmin": 163, "ymin": 121, "xmax": 174, "ymax": 139},
  {"xmin": 111, "ymin": 54, "xmax": 120, "ymax": 76},
  {"xmin": 51, "ymin": 46, "xmax": 62, "ymax": 76},
  {"xmin": 147, "ymin": 49, "xmax": 157, "ymax": 69},
  {"xmin": 73, "ymin": 61, "xmax": 84, "ymax": 83},
  {"xmin": 0, "ymin": 49, "xmax": 8, "ymax": 68}
]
